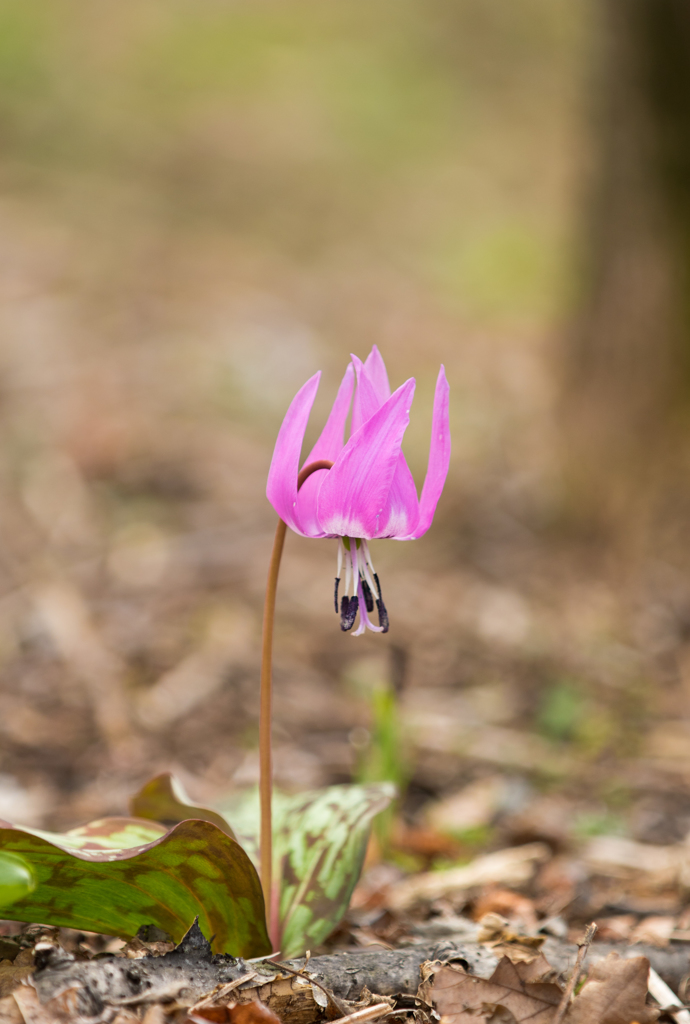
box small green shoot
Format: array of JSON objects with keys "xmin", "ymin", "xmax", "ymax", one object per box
[{"xmin": 536, "ymin": 679, "xmax": 587, "ymax": 742}]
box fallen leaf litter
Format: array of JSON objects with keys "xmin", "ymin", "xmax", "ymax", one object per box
[{"xmin": 0, "ymin": 915, "xmax": 686, "ymax": 1024}]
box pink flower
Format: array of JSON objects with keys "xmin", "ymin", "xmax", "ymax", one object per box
[{"xmin": 267, "ymin": 347, "xmax": 450, "ymax": 634}]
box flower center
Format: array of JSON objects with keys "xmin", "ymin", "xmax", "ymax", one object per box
[{"xmin": 334, "ymin": 538, "xmax": 389, "ymax": 633}]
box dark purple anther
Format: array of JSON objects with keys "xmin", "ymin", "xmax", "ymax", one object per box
[
  {"xmin": 373, "ymin": 573, "xmax": 389, "ymax": 631},
  {"xmin": 340, "ymin": 594, "xmax": 359, "ymax": 631}
]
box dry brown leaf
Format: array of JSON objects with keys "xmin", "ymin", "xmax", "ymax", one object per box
[
  {"xmin": 121, "ymin": 937, "xmax": 154, "ymax": 959},
  {"xmin": 0, "ymin": 995, "xmax": 23, "ymax": 1024},
  {"xmin": 489, "ymin": 943, "xmax": 545, "ymax": 966},
  {"xmin": 0, "ymin": 944, "xmax": 20, "ymax": 964},
  {"xmin": 425, "ymin": 777, "xmax": 509, "ymax": 834},
  {"xmin": 11, "ymin": 983, "xmax": 85, "ymax": 1024},
  {"xmin": 228, "ymin": 1002, "xmax": 282, "ymax": 1024},
  {"xmin": 388, "ymin": 844, "xmax": 549, "ymax": 911},
  {"xmin": 629, "ymin": 916, "xmax": 675, "ymax": 947},
  {"xmin": 142, "ymin": 1005, "xmax": 169, "ymax": 1024},
  {"xmin": 593, "ymin": 916, "xmax": 637, "ymax": 942},
  {"xmin": 190, "ymin": 1007, "xmax": 229, "ymax": 1024},
  {"xmin": 564, "ymin": 954, "xmax": 659, "ymax": 1024},
  {"xmin": 476, "ymin": 913, "xmax": 511, "ymax": 944},
  {"xmin": 111, "ymin": 1012, "xmax": 142, "ymax": 1024},
  {"xmin": 0, "ymin": 951, "xmax": 35, "ymax": 999},
  {"xmin": 392, "ymin": 824, "xmax": 461, "ymax": 861},
  {"xmin": 472, "ymin": 890, "xmax": 538, "ymax": 932},
  {"xmin": 12, "ymin": 985, "xmax": 57, "ymax": 1024},
  {"xmin": 583, "ymin": 836, "xmax": 682, "ymax": 889},
  {"xmin": 190, "ymin": 1000, "xmax": 281, "ymax": 1024},
  {"xmin": 425, "ymin": 955, "xmax": 563, "ymax": 1024}
]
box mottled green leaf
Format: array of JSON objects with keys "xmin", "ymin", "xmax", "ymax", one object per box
[
  {"xmin": 0, "ymin": 817, "xmax": 270, "ymax": 957},
  {"xmin": 129, "ymin": 773, "xmax": 237, "ymax": 839},
  {"xmin": 218, "ymin": 782, "xmax": 395, "ymax": 955},
  {"xmin": 0, "ymin": 851, "xmax": 36, "ymax": 906},
  {"xmin": 272, "ymin": 783, "xmax": 395, "ymax": 955},
  {"xmin": 131, "ymin": 774, "xmax": 395, "ymax": 957}
]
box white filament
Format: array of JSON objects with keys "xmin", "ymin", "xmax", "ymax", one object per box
[{"xmin": 350, "ymin": 540, "xmax": 359, "ymax": 597}]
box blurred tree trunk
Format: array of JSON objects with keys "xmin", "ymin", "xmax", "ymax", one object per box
[{"xmin": 561, "ymin": 0, "xmax": 690, "ymax": 552}]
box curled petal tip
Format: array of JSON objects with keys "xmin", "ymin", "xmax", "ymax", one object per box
[
  {"xmin": 402, "ymin": 364, "xmax": 450, "ymax": 540},
  {"xmin": 266, "ymin": 372, "xmax": 321, "ymax": 534}
]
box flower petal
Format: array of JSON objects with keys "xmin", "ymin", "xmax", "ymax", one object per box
[
  {"xmin": 350, "ymin": 354, "xmax": 382, "ymax": 435},
  {"xmin": 364, "ymin": 345, "xmax": 391, "ymax": 405},
  {"xmin": 399, "ymin": 365, "xmax": 450, "ymax": 540},
  {"xmin": 316, "ymin": 378, "xmax": 416, "ymax": 538},
  {"xmin": 303, "ymin": 362, "xmax": 354, "ymax": 465},
  {"xmin": 295, "ymin": 363, "xmax": 355, "ymax": 537},
  {"xmin": 374, "ymin": 452, "xmax": 420, "ymax": 538},
  {"xmin": 353, "ymin": 351, "xmax": 419, "ymax": 538},
  {"xmin": 266, "ymin": 372, "xmax": 321, "ymax": 535}
]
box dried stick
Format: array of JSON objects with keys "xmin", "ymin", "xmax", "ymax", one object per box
[
  {"xmin": 552, "ymin": 923, "xmax": 597, "ymax": 1024},
  {"xmin": 326, "ymin": 1004, "xmax": 392, "ymax": 1024},
  {"xmin": 190, "ymin": 973, "xmax": 259, "ymax": 1010},
  {"xmin": 259, "ymin": 459, "xmax": 333, "ymax": 945},
  {"xmin": 647, "ymin": 966, "xmax": 690, "ymax": 1024},
  {"xmin": 272, "ymin": 958, "xmax": 349, "ymax": 1016}
]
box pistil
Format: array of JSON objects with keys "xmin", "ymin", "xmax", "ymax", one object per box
[
  {"xmin": 339, "ymin": 538, "xmax": 358, "ymax": 630},
  {"xmin": 335, "ymin": 538, "xmax": 389, "ymax": 634}
]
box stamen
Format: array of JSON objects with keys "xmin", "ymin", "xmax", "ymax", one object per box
[
  {"xmin": 359, "ymin": 551, "xmax": 378, "ymax": 601},
  {"xmin": 344, "ymin": 545, "xmax": 352, "ymax": 598},
  {"xmin": 362, "ymin": 539, "xmax": 376, "ymax": 573},
  {"xmin": 376, "ymin": 597, "xmax": 389, "ymax": 633},
  {"xmin": 334, "ymin": 538, "xmax": 387, "ymax": 634},
  {"xmin": 361, "ymin": 578, "xmax": 374, "ymax": 613},
  {"xmin": 350, "ymin": 538, "xmax": 360, "ymax": 597},
  {"xmin": 340, "ymin": 594, "xmax": 358, "ymax": 631},
  {"xmin": 352, "ymin": 578, "xmax": 383, "ymax": 635},
  {"xmin": 372, "ymin": 572, "xmax": 389, "ymax": 632}
]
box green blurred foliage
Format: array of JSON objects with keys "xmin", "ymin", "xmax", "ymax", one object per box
[
  {"xmin": 354, "ymin": 685, "xmax": 406, "ymax": 852},
  {"xmin": 536, "ymin": 679, "xmax": 587, "ymax": 742},
  {"xmin": 0, "ymin": 0, "xmax": 586, "ymax": 321},
  {"xmin": 355, "ymin": 686, "xmax": 407, "ymax": 791},
  {"xmin": 346, "ymin": 656, "xmax": 409, "ymax": 851},
  {"xmin": 572, "ymin": 810, "xmax": 627, "ymax": 839}
]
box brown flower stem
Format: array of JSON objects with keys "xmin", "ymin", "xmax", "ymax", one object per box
[{"xmin": 259, "ymin": 458, "xmax": 334, "ymax": 945}]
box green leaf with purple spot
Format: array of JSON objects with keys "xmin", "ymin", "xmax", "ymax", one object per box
[
  {"xmin": 0, "ymin": 816, "xmax": 270, "ymax": 957},
  {"xmin": 270, "ymin": 783, "xmax": 396, "ymax": 956},
  {"xmin": 129, "ymin": 773, "xmax": 237, "ymax": 839},
  {"xmin": 131, "ymin": 774, "xmax": 395, "ymax": 956},
  {"xmin": 219, "ymin": 785, "xmax": 396, "ymax": 953}
]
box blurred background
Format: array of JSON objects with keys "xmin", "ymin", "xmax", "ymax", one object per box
[{"xmin": 1, "ymin": 0, "xmax": 690, "ymax": 890}]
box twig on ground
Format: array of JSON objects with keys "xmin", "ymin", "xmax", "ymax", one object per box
[
  {"xmin": 325, "ymin": 1004, "xmax": 392, "ymax": 1024},
  {"xmin": 191, "ymin": 973, "xmax": 259, "ymax": 1010},
  {"xmin": 647, "ymin": 966, "xmax": 690, "ymax": 1024},
  {"xmin": 552, "ymin": 923, "xmax": 597, "ymax": 1024},
  {"xmin": 272, "ymin": 959, "xmax": 349, "ymax": 1016}
]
